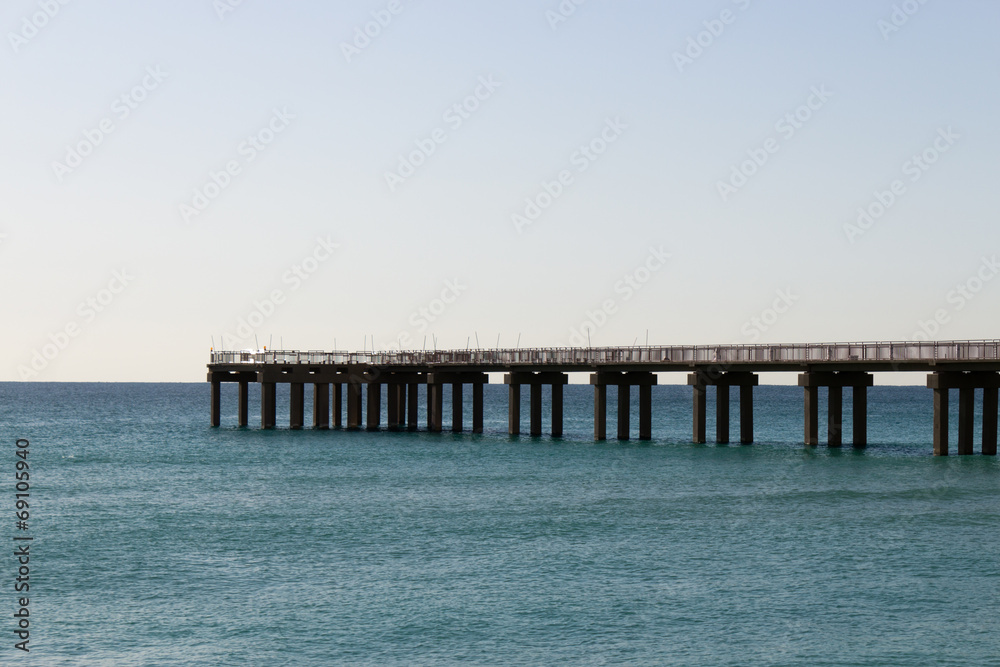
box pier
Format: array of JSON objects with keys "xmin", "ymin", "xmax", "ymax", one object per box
[{"xmin": 208, "ymin": 340, "xmax": 1000, "ymax": 456}]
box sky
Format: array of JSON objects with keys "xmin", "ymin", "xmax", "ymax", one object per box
[{"xmin": 2, "ymin": 0, "xmax": 999, "ymax": 383}]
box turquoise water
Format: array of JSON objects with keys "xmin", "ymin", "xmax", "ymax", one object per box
[{"xmin": 2, "ymin": 383, "xmax": 999, "ymax": 665}]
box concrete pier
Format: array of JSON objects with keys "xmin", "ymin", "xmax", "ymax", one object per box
[
  {"xmin": 426, "ymin": 372, "xmax": 487, "ymax": 433},
  {"xmin": 688, "ymin": 371, "xmax": 758, "ymax": 444},
  {"xmin": 290, "ymin": 383, "xmax": 304, "ymax": 430},
  {"xmin": 594, "ymin": 384, "xmax": 607, "ymax": 440},
  {"xmin": 207, "ymin": 339, "xmax": 1000, "ymax": 456},
  {"xmin": 508, "ymin": 382, "xmax": 520, "ymax": 436},
  {"xmin": 928, "ymin": 372, "xmax": 1000, "ymax": 455},
  {"xmin": 366, "ymin": 383, "xmax": 380, "ymax": 430},
  {"xmin": 592, "ymin": 372, "xmax": 656, "ymax": 440},
  {"xmin": 474, "ymin": 382, "xmax": 484, "ymax": 434},
  {"xmin": 387, "ymin": 381, "xmax": 400, "ymax": 431},
  {"xmin": 427, "ymin": 382, "xmax": 443, "ymax": 432},
  {"xmin": 333, "ymin": 383, "xmax": 343, "ymax": 428},
  {"xmin": 408, "ymin": 382, "xmax": 419, "ymax": 431},
  {"xmin": 238, "ymin": 380, "xmax": 249, "ymax": 427},
  {"xmin": 210, "ymin": 377, "xmax": 221, "ymax": 427},
  {"xmin": 261, "ymin": 382, "xmax": 276, "ymax": 429},
  {"xmin": 347, "ymin": 382, "xmax": 363, "ymax": 430},
  {"xmin": 313, "ymin": 383, "xmax": 329, "ymax": 429},
  {"xmin": 505, "ymin": 372, "xmax": 568, "ymax": 437},
  {"xmin": 799, "ymin": 372, "xmax": 873, "ymax": 447}
]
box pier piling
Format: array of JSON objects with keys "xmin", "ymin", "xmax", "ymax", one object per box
[
  {"xmin": 210, "ymin": 377, "xmax": 221, "ymax": 428},
  {"xmin": 261, "ymin": 382, "xmax": 276, "ymax": 430},
  {"xmin": 313, "ymin": 383, "xmax": 329, "ymax": 429},
  {"xmin": 689, "ymin": 372, "xmax": 757, "ymax": 444}
]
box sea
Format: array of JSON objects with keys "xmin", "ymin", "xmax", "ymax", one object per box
[{"xmin": 2, "ymin": 382, "xmax": 999, "ymax": 666}]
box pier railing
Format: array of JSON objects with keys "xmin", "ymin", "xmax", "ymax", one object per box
[{"xmin": 209, "ymin": 340, "xmax": 1000, "ymax": 367}]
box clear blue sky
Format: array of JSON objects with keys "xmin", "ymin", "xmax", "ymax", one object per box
[{"xmin": 2, "ymin": 0, "xmax": 999, "ymax": 381}]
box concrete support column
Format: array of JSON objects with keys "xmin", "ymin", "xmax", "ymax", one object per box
[
  {"xmin": 639, "ymin": 384, "xmax": 651, "ymax": 441},
  {"xmin": 387, "ymin": 383, "xmax": 400, "ymax": 431},
  {"xmin": 452, "ymin": 382, "xmax": 464, "ymax": 433},
  {"xmin": 594, "ymin": 384, "xmax": 607, "ymax": 441},
  {"xmin": 238, "ymin": 380, "xmax": 249, "ymax": 427},
  {"xmin": 290, "ymin": 383, "xmax": 305, "ymax": 430},
  {"xmin": 983, "ymin": 386, "xmax": 998, "ymax": 456},
  {"xmin": 739, "ymin": 384, "xmax": 753, "ymax": 444},
  {"xmin": 473, "ymin": 382, "xmax": 484, "ymax": 434},
  {"xmin": 828, "ymin": 385, "xmax": 843, "ymax": 447},
  {"xmin": 852, "ymin": 385, "xmax": 867, "ymax": 448},
  {"xmin": 211, "ymin": 378, "xmax": 221, "ymax": 427},
  {"xmin": 958, "ymin": 387, "xmax": 975, "ymax": 455},
  {"xmin": 692, "ymin": 384, "xmax": 706, "ymax": 444},
  {"xmin": 508, "ymin": 383, "xmax": 521, "ymax": 435},
  {"xmin": 804, "ymin": 385, "xmax": 819, "ymax": 446},
  {"xmin": 530, "ymin": 384, "xmax": 542, "ymax": 436},
  {"xmin": 366, "ymin": 383, "xmax": 381, "ymax": 431},
  {"xmin": 428, "ymin": 383, "xmax": 443, "ymax": 433},
  {"xmin": 396, "ymin": 384, "xmax": 407, "ymax": 427},
  {"xmin": 408, "ymin": 383, "xmax": 419, "ymax": 431},
  {"xmin": 716, "ymin": 384, "xmax": 729, "ymax": 444},
  {"xmin": 347, "ymin": 382, "xmax": 362, "ymax": 430},
  {"xmin": 551, "ymin": 383, "xmax": 564, "ymax": 438},
  {"xmin": 261, "ymin": 382, "xmax": 276, "ymax": 430},
  {"xmin": 313, "ymin": 383, "xmax": 329, "ymax": 429},
  {"xmin": 617, "ymin": 384, "xmax": 631, "ymax": 440},
  {"xmin": 333, "ymin": 384, "xmax": 343, "ymax": 428},
  {"xmin": 933, "ymin": 387, "xmax": 948, "ymax": 456}
]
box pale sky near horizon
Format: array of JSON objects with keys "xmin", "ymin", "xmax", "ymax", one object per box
[{"xmin": 2, "ymin": 0, "xmax": 999, "ymax": 383}]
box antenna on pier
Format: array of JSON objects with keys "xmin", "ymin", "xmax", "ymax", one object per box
[
  {"xmin": 646, "ymin": 329, "xmax": 649, "ymax": 347},
  {"xmin": 496, "ymin": 333, "xmax": 501, "ymax": 349},
  {"xmin": 255, "ymin": 335, "xmax": 259, "ymax": 351},
  {"xmin": 334, "ymin": 337, "xmax": 337, "ymax": 350},
  {"xmin": 363, "ymin": 334, "xmax": 367, "ymax": 352},
  {"xmin": 475, "ymin": 332, "xmax": 480, "ymax": 349},
  {"xmin": 269, "ymin": 335, "xmax": 272, "ymax": 350},
  {"xmin": 633, "ymin": 337, "xmax": 637, "ymax": 347},
  {"xmin": 423, "ymin": 335, "xmax": 427, "ymax": 350},
  {"xmin": 516, "ymin": 333, "xmax": 521, "ymax": 348},
  {"xmin": 281, "ymin": 337, "xmax": 284, "ymax": 350},
  {"xmin": 211, "ymin": 335, "xmax": 215, "ymax": 349},
  {"xmin": 587, "ymin": 330, "xmax": 591, "ymax": 348},
  {"xmin": 467, "ymin": 336, "xmax": 470, "ymax": 350},
  {"xmin": 433, "ymin": 334, "xmax": 438, "ymax": 350}
]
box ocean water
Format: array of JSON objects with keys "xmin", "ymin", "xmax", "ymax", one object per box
[{"xmin": 2, "ymin": 382, "xmax": 999, "ymax": 666}]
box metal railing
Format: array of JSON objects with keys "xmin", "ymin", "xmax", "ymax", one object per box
[{"xmin": 209, "ymin": 340, "xmax": 1000, "ymax": 367}]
